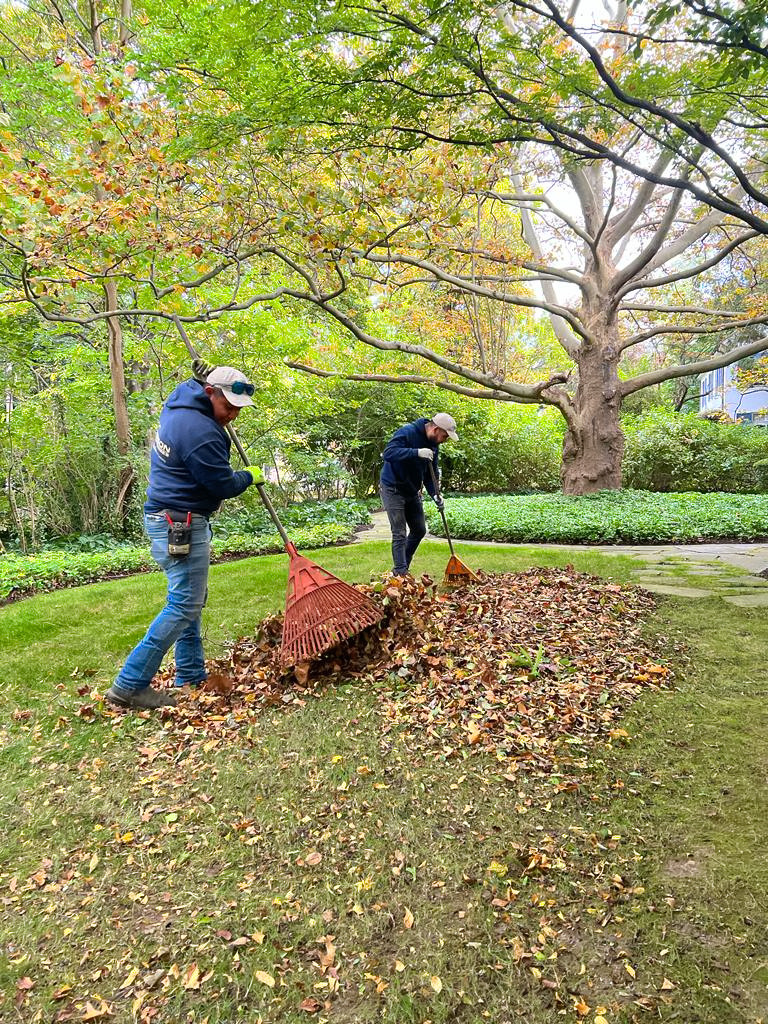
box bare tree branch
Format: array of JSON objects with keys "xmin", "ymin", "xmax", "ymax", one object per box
[{"xmin": 621, "ymin": 335, "xmax": 768, "ymax": 395}]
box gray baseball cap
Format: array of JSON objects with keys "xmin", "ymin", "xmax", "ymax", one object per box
[
  {"xmin": 432, "ymin": 412, "xmax": 458, "ymax": 440},
  {"xmin": 206, "ymin": 366, "xmax": 255, "ymax": 407}
]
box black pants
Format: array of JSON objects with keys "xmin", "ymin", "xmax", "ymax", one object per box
[{"xmin": 379, "ymin": 484, "xmax": 427, "ymax": 575}]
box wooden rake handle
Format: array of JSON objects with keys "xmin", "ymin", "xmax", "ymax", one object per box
[{"xmin": 427, "ymin": 460, "xmax": 456, "ymax": 558}]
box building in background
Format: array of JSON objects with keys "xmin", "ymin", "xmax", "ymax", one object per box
[{"xmin": 699, "ymin": 362, "xmax": 768, "ymax": 424}]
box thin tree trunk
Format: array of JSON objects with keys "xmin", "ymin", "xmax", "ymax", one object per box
[
  {"xmin": 104, "ymin": 280, "xmax": 135, "ymax": 522},
  {"xmin": 6, "ymin": 467, "xmax": 26, "ymax": 552}
]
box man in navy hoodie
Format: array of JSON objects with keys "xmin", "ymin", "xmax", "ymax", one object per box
[
  {"xmin": 380, "ymin": 413, "xmax": 458, "ymax": 577},
  {"xmin": 105, "ymin": 366, "xmax": 258, "ymax": 710}
]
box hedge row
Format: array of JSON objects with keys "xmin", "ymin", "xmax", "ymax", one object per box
[
  {"xmin": 439, "ymin": 408, "xmax": 768, "ymax": 494},
  {"xmin": 0, "ymin": 522, "xmax": 357, "ymax": 601}
]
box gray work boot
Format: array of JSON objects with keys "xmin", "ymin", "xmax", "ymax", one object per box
[{"xmin": 105, "ymin": 685, "xmax": 177, "ymax": 710}]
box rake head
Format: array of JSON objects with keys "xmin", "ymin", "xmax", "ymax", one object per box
[
  {"xmin": 443, "ymin": 554, "xmax": 480, "ymax": 589},
  {"xmin": 281, "ymin": 550, "xmax": 382, "ymax": 665}
]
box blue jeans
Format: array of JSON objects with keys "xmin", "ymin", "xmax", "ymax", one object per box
[
  {"xmin": 114, "ymin": 512, "xmax": 211, "ymax": 693},
  {"xmin": 380, "ymin": 484, "xmax": 427, "ymax": 576}
]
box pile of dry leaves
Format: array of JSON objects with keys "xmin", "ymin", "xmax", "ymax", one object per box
[{"xmin": 160, "ymin": 567, "xmax": 671, "ymax": 769}]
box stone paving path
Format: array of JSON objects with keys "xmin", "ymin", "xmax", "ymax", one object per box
[{"xmin": 354, "ymin": 511, "xmax": 768, "ymax": 607}]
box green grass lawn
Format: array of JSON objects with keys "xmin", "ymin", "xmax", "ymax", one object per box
[{"xmin": 1, "ymin": 540, "xmax": 766, "ymax": 1023}]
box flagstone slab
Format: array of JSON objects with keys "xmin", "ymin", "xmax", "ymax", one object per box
[
  {"xmin": 634, "ymin": 575, "xmax": 684, "ymax": 586},
  {"xmin": 639, "ymin": 583, "xmax": 716, "ymax": 598},
  {"xmin": 723, "ymin": 592, "xmax": 768, "ymax": 607}
]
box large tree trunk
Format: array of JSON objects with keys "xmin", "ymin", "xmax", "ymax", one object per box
[{"xmin": 561, "ymin": 342, "xmax": 624, "ymax": 495}]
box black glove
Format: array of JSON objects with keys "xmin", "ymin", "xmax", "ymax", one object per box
[{"xmin": 191, "ymin": 358, "xmax": 216, "ymax": 383}]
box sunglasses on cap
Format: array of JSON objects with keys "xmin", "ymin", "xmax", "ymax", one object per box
[{"xmin": 225, "ymin": 380, "xmax": 256, "ymax": 397}]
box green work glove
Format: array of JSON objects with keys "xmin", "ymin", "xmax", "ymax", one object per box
[
  {"xmin": 249, "ymin": 467, "xmax": 266, "ymax": 486},
  {"xmin": 191, "ymin": 357, "xmax": 216, "ymax": 383}
]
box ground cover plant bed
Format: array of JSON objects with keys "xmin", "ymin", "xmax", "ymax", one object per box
[
  {"xmin": 426, "ymin": 489, "xmax": 768, "ymax": 544},
  {"xmin": 0, "ymin": 523, "xmax": 357, "ymax": 604},
  {"xmin": 3, "ymin": 544, "xmax": 766, "ymax": 1024}
]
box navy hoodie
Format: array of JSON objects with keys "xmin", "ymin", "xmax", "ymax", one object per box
[
  {"xmin": 380, "ymin": 417, "xmax": 439, "ymax": 498},
  {"xmin": 144, "ymin": 379, "xmax": 253, "ymax": 516}
]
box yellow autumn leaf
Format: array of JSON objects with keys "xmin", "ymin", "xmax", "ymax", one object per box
[
  {"xmin": 254, "ymin": 970, "xmax": 275, "ymax": 988},
  {"xmin": 430, "ymin": 975, "xmax": 443, "ymax": 993},
  {"xmin": 403, "ymin": 907, "xmax": 414, "ymax": 929},
  {"xmin": 394, "ymin": 960, "xmax": 406, "ymax": 973},
  {"xmin": 118, "ymin": 966, "xmax": 140, "ymax": 989},
  {"xmin": 624, "ymin": 961, "xmax": 636, "ymax": 979},
  {"xmin": 660, "ymin": 977, "xmax": 676, "ymax": 990},
  {"xmin": 182, "ymin": 964, "xmax": 200, "ymax": 990},
  {"xmin": 81, "ymin": 1001, "xmax": 112, "ymax": 1020},
  {"xmin": 595, "ymin": 1016, "xmax": 609, "ymax": 1024}
]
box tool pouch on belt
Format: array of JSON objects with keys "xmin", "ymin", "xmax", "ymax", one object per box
[{"xmin": 163, "ymin": 510, "xmax": 192, "ymax": 557}]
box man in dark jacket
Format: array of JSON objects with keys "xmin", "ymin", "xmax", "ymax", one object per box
[
  {"xmin": 105, "ymin": 366, "xmax": 259, "ymax": 710},
  {"xmin": 380, "ymin": 413, "xmax": 458, "ymax": 577}
]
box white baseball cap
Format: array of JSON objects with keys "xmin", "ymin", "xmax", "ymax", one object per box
[
  {"xmin": 206, "ymin": 366, "xmax": 255, "ymax": 407},
  {"xmin": 431, "ymin": 412, "xmax": 458, "ymax": 441}
]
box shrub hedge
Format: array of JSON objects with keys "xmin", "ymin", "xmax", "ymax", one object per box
[
  {"xmin": 439, "ymin": 407, "xmax": 768, "ymax": 495},
  {"xmin": 426, "ymin": 490, "xmax": 768, "ymax": 544},
  {"xmin": 0, "ymin": 500, "xmax": 371, "ymax": 601},
  {"xmin": 622, "ymin": 411, "xmax": 768, "ymax": 493}
]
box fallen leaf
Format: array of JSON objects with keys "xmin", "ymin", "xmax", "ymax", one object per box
[
  {"xmin": 254, "ymin": 970, "xmax": 275, "ymax": 988},
  {"xmin": 182, "ymin": 964, "xmax": 200, "ymax": 990},
  {"xmin": 81, "ymin": 1001, "xmax": 112, "ymax": 1020},
  {"xmin": 298, "ymin": 997, "xmax": 323, "ymax": 1013}
]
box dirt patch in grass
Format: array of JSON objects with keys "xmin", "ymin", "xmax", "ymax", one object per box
[{"xmin": 663, "ymin": 848, "xmax": 712, "ymax": 879}]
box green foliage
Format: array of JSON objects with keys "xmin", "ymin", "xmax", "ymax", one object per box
[
  {"xmin": 622, "ymin": 410, "xmax": 768, "ymax": 492},
  {"xmin": 0, "ymin": 500, "xmax": 370, "ymax": 599},
  {"xmin": 427, "ymin": 490, "xmax": 768, "ymax": 544},
  {"xmin": 216, "ymin": 497, "xmax": 370, "ymax": 537},
  {"xmin": 0, "ymin": 317, "xmax": 154, "ymax": 545},
  {"xmin": 441, "ymin": 404, "xmax": 563, "ymax": 492}
]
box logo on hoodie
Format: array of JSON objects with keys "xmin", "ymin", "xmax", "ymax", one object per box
[{"xmin": 153, "ymin": 431, "xmax": 171, "ymax": 460}]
